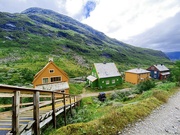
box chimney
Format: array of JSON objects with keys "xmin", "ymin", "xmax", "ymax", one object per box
[{"xmin": 49, "ymin": 57, "xmax": 53, "ymax": 62}]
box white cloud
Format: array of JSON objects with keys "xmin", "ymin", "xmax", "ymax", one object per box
[
  {"xmin": 65, "ymin": 0, "xmax": 84, "ymax": 16},
  {"xmin": 82, "ymin": 0, "xmax": 180, "ymax": 41}
]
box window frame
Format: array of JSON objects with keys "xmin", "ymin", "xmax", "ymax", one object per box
[
  {"xmin": 42, "ymin": 77, "xmax": 49, "ymax": 84},
  {"xmin": 112, "ymin": 79, "xmax": 115, "ymax": 84},
  {"xmin": 49, "ymin": 69, "xmax": 54, "ymax": 73},
  {"xmin": 50, "ymin": 76, "xmax": 61, "ymax": 82},
  {"xmin": 106, "ymin": 80, "xmax": 109, "ymax": 85}
]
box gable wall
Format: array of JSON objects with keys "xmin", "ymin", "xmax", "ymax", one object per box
[
  {"xmin": 147, "ymin": 65, "xmax": 160, "ymax": 79},
  {"xmin": 125, "ymin": 72, "xmax": 138, "ymax": 84},
  {"xmin": 33, "ymin": 63, "xmax": 68, "ymax": 87}
]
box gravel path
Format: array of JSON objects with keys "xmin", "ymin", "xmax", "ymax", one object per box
[
  {"xmin": 80, "ymin": 88, "xmax": 131, "ymax": 98},
  {"xmin": 121, "ymin": 90, "xmax": 180, "ymax": 135}
]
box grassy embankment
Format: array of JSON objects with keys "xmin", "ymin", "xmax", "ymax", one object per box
[{"xmin": 49, "ymin": 82, "xmax": 178, "ymax": 135}]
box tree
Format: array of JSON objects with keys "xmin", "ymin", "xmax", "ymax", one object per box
[{"xmin": 171, "ymin": 61, "xmax": 180, "ymax": 86}]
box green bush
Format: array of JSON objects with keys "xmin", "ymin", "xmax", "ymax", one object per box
[
  {"xmin": 136, "ymin": 80, "xmax": 156, "ymax": 94},
  {"xmin": 155, "ymin": 82, "xmax": 176, "ymax": 91},
  {"xmin": 110, "ymin": 90, "xmax": 132, "ymax": 101}
]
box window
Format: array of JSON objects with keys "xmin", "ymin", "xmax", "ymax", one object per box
[
  {"xmin": 112, "ymin": 80, "xmax": 115, "ymax": 84},
  {"xmin": 61, "ymin": 90, "xmax": 65, "ymax": 93},
  {"xmin": 49, "ymin": 69, "xmax": 54, "ymax": 73},
  {"xmin": 51, "ymin": 76, "xmax": 61, "ymax": 82},
  {"xmin": 106, "ymin": 80, "xmax": 109, "ymax": 85},
  {"xmin": 43, "ymin": 78, "xmax": 48, "ymax": 84},
  {"xmin": 154, "ymin": 71, "xmax": 157, "ymax": 74}
]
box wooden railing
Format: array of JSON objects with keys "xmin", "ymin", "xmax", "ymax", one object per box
[{"xmin": 0, "ymin": 84, "xmax": 81, "ymax": 135}]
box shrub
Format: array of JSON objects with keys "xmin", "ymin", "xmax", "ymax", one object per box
[
  {"xmin": 152, "ymin": 90, "xmax": 168, "ymax": 103},
  {"xmin": 110, "ymin": 90, "xmax": 132, "ymax": 101},
  {"xmin": 136, "ymin": 80, "xmax": 156, "ymax": 94},
  {"xmin": 155, "ymin": 82, "xmax": 176, "ymax": 91}
]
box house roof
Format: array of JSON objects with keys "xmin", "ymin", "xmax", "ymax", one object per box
[
  {"xmin": 154, "ymin": 64, "xmax": 169, "ymax": 71},
  {"xmin": 126, "ymin": 68, "xmax": 150, "ymax": 74},
  {"xmin": 161, "ymin": 72, "xmax": 170, "ymax": 75},
  {"xmin": 87, "ymin": 75, "xmax": 97, "ymax": 82},
  {"xmin": 32, "ymin": 61, "xmax": 68, "ymax": 84},
  {"xmin": 94, "ymin": 63, "xmax": 121, "ymax": 78}
]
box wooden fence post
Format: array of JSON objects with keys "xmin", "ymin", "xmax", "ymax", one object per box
[
  {"xmin": 63, "ymin": 94, "xmax": 67, "ymax": 126},
  {"xmin": 52, "ymin": 92, "xmax": 56, "ymax": 129},
  {"xmin": 33, "ymin": 91, "xmax": 40, "ymax": 135},
  {"xmin": 74, "ymin": 96, "xmax": 76, "ymax": 106},
  {"xmin": 69, "ymin": 95, "xmax": 73, "ymax": 117},
  {"xmin": 12, "ymin": 91, "xmax": 20, "ymax": 135}
]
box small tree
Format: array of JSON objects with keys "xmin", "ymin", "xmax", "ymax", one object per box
[
  {"xmin": 136, "ymin": 80, "xmax": 156, "ymax": 94},
  {"xmin": 171, "ymin": 61, "xmax": 180, "ymax": 86}
]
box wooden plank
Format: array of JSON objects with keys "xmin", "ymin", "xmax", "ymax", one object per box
[
  {"xmin": 0, "ymin": 119, "xmax": 31, "ymax": 122},
  {"xmin": 52, "ymin": 92, "xmax": 56, "ymax": 129},
  {"xmin": 25, "ymin": 120, "xmax": 35, "ymax": 130},
  {"xmin": 0, "ymin": 128, "xmax": 11, "ymax": 130},
  {"xmin": 33, "ymin": 91, "xmax": 40, "ymax": 135},
  {"xmin": 19, "ymin": 124, "xmax": 27, "ymax": 134}
]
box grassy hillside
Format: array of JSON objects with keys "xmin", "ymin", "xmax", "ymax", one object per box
[{"xmin": 0, "ymin": 7, "xmax": 171, "ymax": 86}]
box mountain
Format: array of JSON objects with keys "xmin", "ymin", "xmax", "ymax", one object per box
[
  {"xmin": 0, "ymin": 7, "xmax": 171, "ymax": 84},
  {"xmin": 165, "ymin": 52, "xmax": 180, "ymax": 61}
]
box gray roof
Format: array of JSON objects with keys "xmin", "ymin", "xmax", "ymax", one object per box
[
  {"xmin": 161, "ymin": 72, "xmax": 170, "ymax": 75},
  {"xmin": 35, "ymin": 82, "xmax": 69, "ymax": 91},
  {"xmin": 154, "ymin": 64, "xmax": 169, "ymax": 71},
  {"xmin": 94, "ymin": 63, "xmax": 121, "ymax": 78},
  {"xmin": 126, "ymin": 68, "xmax": 150, "ymax": 74},
  {"xmin": 87, "ymin": 75, "xmax": 97, "ymax": 82}
]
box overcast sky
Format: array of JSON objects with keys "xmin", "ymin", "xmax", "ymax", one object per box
[{"xmin": 0, "ymin": 0, "xmax": 180, "ymax": 52}]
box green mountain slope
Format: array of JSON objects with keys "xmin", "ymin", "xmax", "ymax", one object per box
[{"xmin": 0, "ymin": 7, "xmax": 170, "ymax": 85}]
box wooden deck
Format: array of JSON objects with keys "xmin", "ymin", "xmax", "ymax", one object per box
[{"xmin": 0, "ymin": 84, "xmax": 81, "ymax": 135}]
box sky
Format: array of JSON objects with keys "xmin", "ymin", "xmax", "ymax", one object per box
[{"xmin": 0, "ymin": 0, "xmax": 180, "ymax": 52}]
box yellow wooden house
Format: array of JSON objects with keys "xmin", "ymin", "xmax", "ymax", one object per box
[
  {"xmin": 32, "ymin": 59, "xmax": 69, "ymax": 93},
  {"xmin": 125, "ymin": 68, "xmax": 150, "ymax": 84}
]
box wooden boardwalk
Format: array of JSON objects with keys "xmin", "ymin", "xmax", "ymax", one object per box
[{"xmin": 0, "ymin": 84, "xmax": 81, "ymax": 135}]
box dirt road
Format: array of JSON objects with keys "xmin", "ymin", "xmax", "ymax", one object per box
[
  {"xmin": 121, "ymin": 90, "xmax": 180, "ymax": 135},
  {"xmin": 79, "ymin": 88, "xmax": 131, "ymax": 98}
]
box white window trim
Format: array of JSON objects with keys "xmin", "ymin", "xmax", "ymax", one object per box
[
  {"xmin": 42, "ymin": 77, "xmax": 49, "ymax": 84},
  {"xmin": 112, "ymin": 80, "xmax": 115, "ymax": 84},
  {"xmin": 106, "ymin": 80, "xmax": 109, "ymax": 85}
]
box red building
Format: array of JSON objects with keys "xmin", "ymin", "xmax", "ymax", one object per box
[{"xmin": 147, "ymin": 64, "xmax": 170, "ymax": 80}]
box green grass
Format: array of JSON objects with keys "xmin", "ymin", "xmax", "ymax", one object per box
[
  {"xmin": 85, "ymin": 82, "xmax": 134, "ymax": 93},
  {"xmin": 69, "ymin": 82, "xmax": 85, "ymax": 94}
]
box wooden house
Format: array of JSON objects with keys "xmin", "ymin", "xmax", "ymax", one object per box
[
  {"xmin": 87, "ymin": 63, "xmax": 122, "ymax": 89},
  {"xmin": 125, "ymin": 68, "xmax": 150, "ymax": 84},
  {"xmin": 147, "ymin": 64, "xmax": 170, "ymax": 80},
  {"xmin": 32, "ymin": 59, "xmax": 69, "ymax": 93}
]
